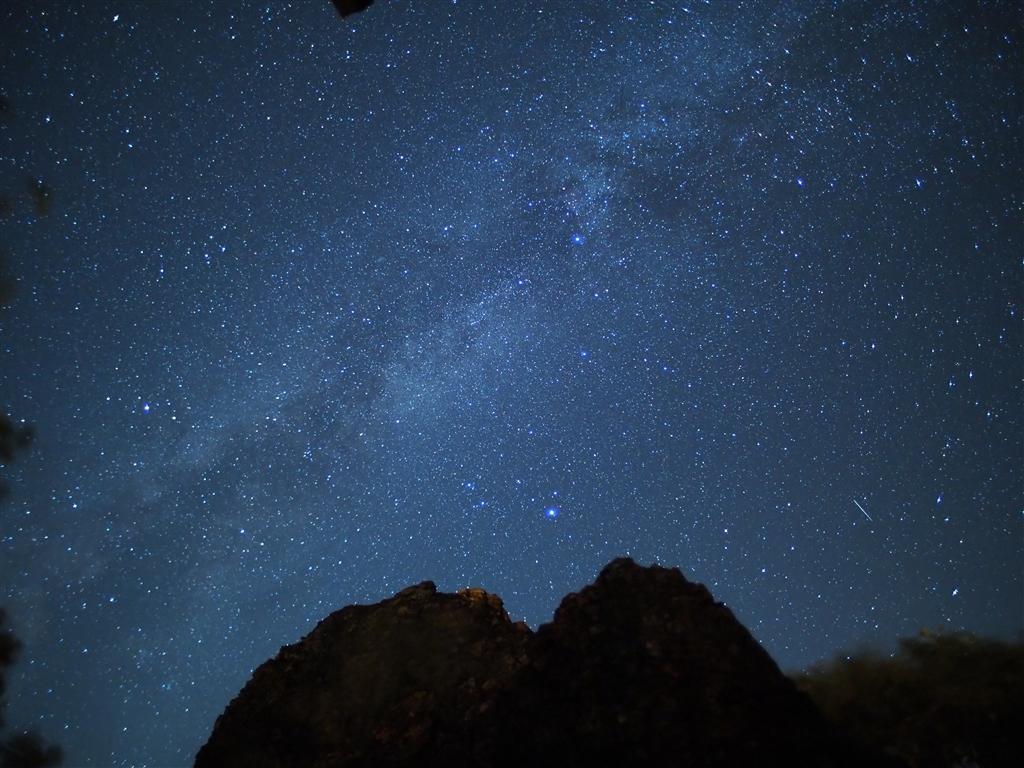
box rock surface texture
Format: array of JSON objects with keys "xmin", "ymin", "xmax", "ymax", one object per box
[
  {"xmin": 194, "ymin": 581, "xmax": 529, "ymax": 768},
  {"xmin": 196, "ymin": 559, "xmax": 895, "ymax": 767}
]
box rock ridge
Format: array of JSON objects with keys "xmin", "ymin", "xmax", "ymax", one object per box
[{"xmin": 196, "ymin": 558, "xmax": 896, "ymax": 767}]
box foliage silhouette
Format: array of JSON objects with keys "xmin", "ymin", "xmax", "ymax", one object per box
[
  {"xmin": 792, "ymin": 630, "xmax": 1024, "ymax": 768},
  {"xmin": 0, "ymin": 611, "xmax": 62, "ymax": 767},
  {"xmin": 0, "ymin": 166, "xmax": 48, "ymax": 494},
  {"xmin": 0, "ymin": 93, "xmax": 62, "ymax": 767}
]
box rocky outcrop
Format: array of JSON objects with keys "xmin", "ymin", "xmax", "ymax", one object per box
[
  {"xmin": 476, "ymin": 558, "xmax": 877, "ymax": 767},
  {"xmin": 195, "ymin": 581, "xmax": 529, "ymax": 768},
  {"xmin": 196, "ymin": 559, "xmax": 896, "ymax": 767}
]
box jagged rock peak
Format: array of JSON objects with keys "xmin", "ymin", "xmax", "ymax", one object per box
[
  {"xmin": 195, "ymin": 579, "xmax": 529, "ymax": 768},
  {"xmin": 479, "ymin": 557, "xmax": 878, "ymax": 767},
  {"xmin": 196, "ymin": 558, "xmax": 897, "ymax": 768}
]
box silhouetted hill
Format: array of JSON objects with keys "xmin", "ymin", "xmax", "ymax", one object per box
[{"xmin": 196, "ymin": 558, "xmax": 896, "ymax": 767}]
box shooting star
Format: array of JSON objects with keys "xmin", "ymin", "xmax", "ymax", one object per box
[{"xmin": 853, "ymin": 499, "xmax": 873, "ymax": 522}]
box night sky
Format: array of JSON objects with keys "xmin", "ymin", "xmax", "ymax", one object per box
[{"xmin": 0, "ymin": 1, "xmax": 1020, "ymax": 764}]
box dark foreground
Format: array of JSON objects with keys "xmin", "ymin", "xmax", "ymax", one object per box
[{"xmin": 197, "ymin": 558, "xmax": 902, "ymax": 767}]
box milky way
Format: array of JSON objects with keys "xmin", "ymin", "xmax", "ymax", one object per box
[{"xmin": 1, "ymin": 2, "xmax": 1019, "ymax": 764}]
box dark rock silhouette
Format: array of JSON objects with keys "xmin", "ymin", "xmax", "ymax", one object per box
[
  {"xmin": 196, "ymin": 559, "xmax": 895, "ymax": 767},
  {"xmin": 195, "ymin": 581, "xmax": 530, "ymax": 767},
  {"xmin": 330, "ymin": 0, "xmax": 374, "ymax": 20}
]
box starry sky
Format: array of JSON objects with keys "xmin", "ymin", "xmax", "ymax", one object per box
[{"xmin": 0, "ymin": 1, "xmax": 1020, "ymax": 765}]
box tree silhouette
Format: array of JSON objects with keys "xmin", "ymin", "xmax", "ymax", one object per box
[
  {"xmin": 792, "ymin": 630, "xmax": 1024, "ymax": 768},
  {"xmin": 0, "ymin": 611, "xmax": 62, "ymax": 768},
  {"xmin": 0, "ymin": 92, "xmax": 62, "ymax": 768},
  {"xmin": 0, "ymin": 173, "xmax": 46, "ymax": 497}
]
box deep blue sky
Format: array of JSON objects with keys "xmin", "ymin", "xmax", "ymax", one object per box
[{"xmin": 1, "ymin": 1, "xmax": 1020, "ymax": 765}]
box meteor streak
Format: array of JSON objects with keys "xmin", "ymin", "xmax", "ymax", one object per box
[{"xmin": 853, "ymin": 499, "xmax": 872, "ymax": 521}]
